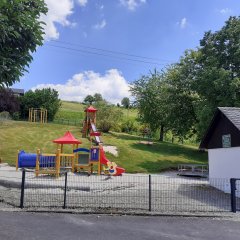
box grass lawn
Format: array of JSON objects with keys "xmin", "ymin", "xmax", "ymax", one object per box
[
  {"xmin": 0, "ymin": 121, "xmax": 207, "ymax": 173},
  {"xmin": 54, "ymin": 101, "xmax": 138, "ymax": 122},
  {"xmin": 54, "ymin": 101, "xmax": 85, "ymax": 121}
]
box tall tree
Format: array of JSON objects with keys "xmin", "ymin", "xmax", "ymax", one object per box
[
  {"xmin": 131, "ymin": 70, "xmax": 168, "ymax": 141},
  {"xmin": 83, "ymin": 95, "xmax": 95, "ymax": 105},
  {"xmin": 193, "ymin": 16, "xmax": 240, "ymax": 137},
  {"xmin": 163, "ymin": 60, "xmax": 198, "ymax": 138},
  {"xmin": 121, "ymin": 97, "xmax": 130, "ymax": 109},
  {"xmin": 93, "ymin": 93, "xmax": 103, "ymax": 102},
  {"xmin": 0, "ymin": 0, "xmax": 47, "ymax": 87}
]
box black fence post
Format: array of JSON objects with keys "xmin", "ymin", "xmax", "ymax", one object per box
[
  {"xmin": 63, "ymin": 171, "xmax": 68, "ymax": 209},
  {"xmin": 230, "ymin": 178, "xmax": 236, "ymax": 213},
  {"xmin": 149, "ymin": 175, "xmax": 152, "ymax": 212},
  {"xmin": 20, "ymin": 169, "xmax": 26, "ymax": 209}
]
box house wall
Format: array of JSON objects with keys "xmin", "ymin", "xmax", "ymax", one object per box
[
  {"xmin": 207, "ymin": 113, "xmax": 240, "ymax": 149},
  {"xmin": 208, "ymin": 147, "xmax": 240, "ymax": 195}
]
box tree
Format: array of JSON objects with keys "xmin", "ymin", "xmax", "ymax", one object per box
[
  {"xmin": 93, "ymin": 93, "xmax": 103, "ymax": 102},
  {"xmin": 20, "ymin": 88, "xmax": 61, "ymax": 121},
  {"xmin": 0, "ymin": 0, "xmax": 47, "ymax": 87},
  {"xmin": 161, "ymin": 16, "xmax": 240, "ymax": 139},
  {"xmin": 0, "ymin": 88, "xmax": 20, "ymax": 114},
  {"xmin": 194, "ymin": 17, "xmax": 240, "ymax": 136},
  {"xmin": 163, "ymin": 53, "xmax": 199, "ymax": 138},
  {"xmin": 83, "ymin": 95, "xmax": 95, "ymax": 105},
  {"xmin": 121, "ymin": 97, "xmax": 130, "ymax": 109},
  {"xmin": 131, "ymin": 70, "xmax": 169, "ymax": 141},
  {"xmin": 94, "ymin": 101, "xmax": 123, "ymax": 132}
]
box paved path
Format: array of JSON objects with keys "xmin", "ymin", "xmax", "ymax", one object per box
[{"xmin": 0, "ymin": 212, "xmax": 240, "ymax": 240}]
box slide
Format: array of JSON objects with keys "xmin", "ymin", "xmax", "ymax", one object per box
[
  {"xmin": 90, "ymin": 122, "xmax": 101, "ymax": 144},
  {"xmin": 100, "ymin": 148, "xmax": 125, "ymax": 176}
]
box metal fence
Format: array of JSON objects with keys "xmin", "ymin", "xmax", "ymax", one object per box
[
  {"xmin": 52, "ymin": 119, "xmax": 83, "ymax": 126},
  {"xmin": 0, "ymin": 170, "xmax": 240, "ymax": 214}
]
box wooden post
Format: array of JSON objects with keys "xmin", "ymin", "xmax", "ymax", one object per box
[
  {"xmin": 36, "ymin": 149, "xmax": 40, "ymax": 177},
  {"xmin": 56, "ymin": 149, "xmax": 61, "ymax": 178},
  {"xmin": 46, "ymin": 110, "xmax": 47, "ymax": 123},
  {"xmin": 40, "ymin": 109, "xmax": 43, "ymax": 124},
  {"xmin": 33, "ymin": 110, "xmax": 36, "ymax": 122},
  {"xmin": 16, "ymin": 150, "xmax": 19, "ymax": 171},
  {"xmin": 71, "ymin": 154, "xmax": 75, "ymax": 173}
]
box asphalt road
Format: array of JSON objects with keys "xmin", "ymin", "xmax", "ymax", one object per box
[{"xmin": 0, "ymin": 212, "xmax": 240, "ymax": 240}]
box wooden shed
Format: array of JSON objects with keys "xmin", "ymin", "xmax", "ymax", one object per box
[{"xmin": 200, "ymin": 107, "xmax": 240, "ymax": 192}]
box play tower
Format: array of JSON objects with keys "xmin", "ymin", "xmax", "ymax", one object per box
[{"xmin": 82, "ymin": 105, "xmax": 98, "ymax": 138}]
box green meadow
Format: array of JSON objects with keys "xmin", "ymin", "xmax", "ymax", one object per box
[{"xmin": 0, "ymin": 121, "xmax": 207, "ymax": 173}]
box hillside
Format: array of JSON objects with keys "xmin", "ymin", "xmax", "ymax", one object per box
[
  {"xmin": 0, "ymin": 121, "xmax": 207, "ymax": 173},
  {"xmin": 54, "ymin": 101, "xmax": 138, "ymax": 123}
]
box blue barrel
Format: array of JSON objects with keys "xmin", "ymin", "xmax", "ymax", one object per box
[{"xmin": 18, "ymin": 150, "xmax": 37, "ymax": 168}]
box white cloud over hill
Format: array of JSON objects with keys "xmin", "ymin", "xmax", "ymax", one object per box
[{"xmin": 32, "ymin": 69, "xmax": 131, "ymax": 104}]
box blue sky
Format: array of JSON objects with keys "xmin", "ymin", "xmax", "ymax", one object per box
[{"xmin": 13, "ymin": 0, "xmax": 240, "ymax": 104}]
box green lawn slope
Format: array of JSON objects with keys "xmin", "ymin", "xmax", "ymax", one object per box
[
  {"xmin": 54, "ymin": 101, "xmax": 138, "ymax": 122},
  {"xmin": 0, "ymin": 121, "xmax": 207, "ymax": 173}
]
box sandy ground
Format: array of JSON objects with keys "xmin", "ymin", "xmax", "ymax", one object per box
[{"xmin": 103, "ymin": 145, "xmax": 118, "ymax": 156}]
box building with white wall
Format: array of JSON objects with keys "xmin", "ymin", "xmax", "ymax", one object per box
[{"xmin": 200, "ymin": 107, "xmax": 240, "ymax": 193}]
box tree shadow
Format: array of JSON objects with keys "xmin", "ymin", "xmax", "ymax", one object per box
[
  {"xmin": 132, "ymin": 141, "xmax": 207, "ymax": 163},
  {"xmin": 138, "ymin": 160, "xmax": 184, "ymax": 173},
  {"xmin": 107, "ymin": 132, "xmax": 141, "ymax": 141}
]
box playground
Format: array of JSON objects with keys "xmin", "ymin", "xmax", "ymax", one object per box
[
  {"xmin": 16, "ymin": 106, "xmax": 125, "ymax": 178},
  {"xmin": 0, "ymin": 106, "xmax": 238, "ymax": 214}
]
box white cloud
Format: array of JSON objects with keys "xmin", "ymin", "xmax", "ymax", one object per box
[
  {"xmin": 40, "ymin": 0, "xmax": 74, "ymax": 40},
  {"xmin": 77, "ymin": 0, "xmax": 88, "ymax": 7},
  {"xmin": 93, "ymin": 19, "xmax": 107, "ymax": 30},
  {"xmin": 177, "ymin": 17, "xmax": 187, "ymax": 29},
  {"xmin": 219, "ymin": 8, "xmax": 232, "ymax": 15},
  {"xmin": 32, "ymin": 69, "xmax": 131, "ymax": 104},
  {"xmin": 120, "ymin": 0, "xmax": 146, "ymax": 11}
]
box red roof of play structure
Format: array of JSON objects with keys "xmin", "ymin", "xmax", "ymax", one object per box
[
  {"xmin": 84, "ymin": 106, "xmax": 97, "ymax": 112},
  {"xmin": 53, "ymin": 131, "xmax": 82, "ymax": 144}
]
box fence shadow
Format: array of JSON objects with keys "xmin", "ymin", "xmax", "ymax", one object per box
[{"xmin": 176, "ymin": 182, "xmax": 232, "ymax": 211}]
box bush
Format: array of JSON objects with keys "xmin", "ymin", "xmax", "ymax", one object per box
[
  {"xmin": 20, "ymin": 88, "xmax": 61, "ymax": 121},
  {"xmin": 0, "ymin": 88, "xmax": 20, "ymax": 114},
  {"xmin": 95, "ymin": 102, "xmax": 123, "ymax": 133},
  {"xmin": 0, "ymin": 111, "xmax": 11, "ymax": 120},
  {"xmin": 12, "ymin": 112, "xmax": 20, "ymax": 120},
  {"xmin": 121, "ymin": 119, "xmax": 141, "ymax": 133}
]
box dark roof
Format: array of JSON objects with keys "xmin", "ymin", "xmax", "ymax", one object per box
[
  {"xmin": 200, "ymin": 107, "xmax": 240, "ymax": 149},
  {"xmin": 10, "ymin": 88, "xmax": 24, "ymax": 94},
  {"xmin": 218, "ymin": 107, "xmax": 240, "ymax": 131}
]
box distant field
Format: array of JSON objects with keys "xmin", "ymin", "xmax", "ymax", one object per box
[
  {"xmin": 54, "ymin": 101, "xmax": 138, "ymax": 122},
  {"xmin": 54, "ymin": 101, "xmax": 85, "ymax": 121},
  {"xmin": 0, "ymin": 121, "xmax": 207, "ymax": 173}
]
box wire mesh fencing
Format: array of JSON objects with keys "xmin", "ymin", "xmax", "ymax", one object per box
[
  {"xmin": 22, "ymin": 171, "xmax": 236, "ymax": 213},
  {"xmin": 0, "ymin": 169, "xmax": 22, "ymax": 208},
  {"xmin": 1, "ymin": 169, "xmax": 239, "ymax": 214}
]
